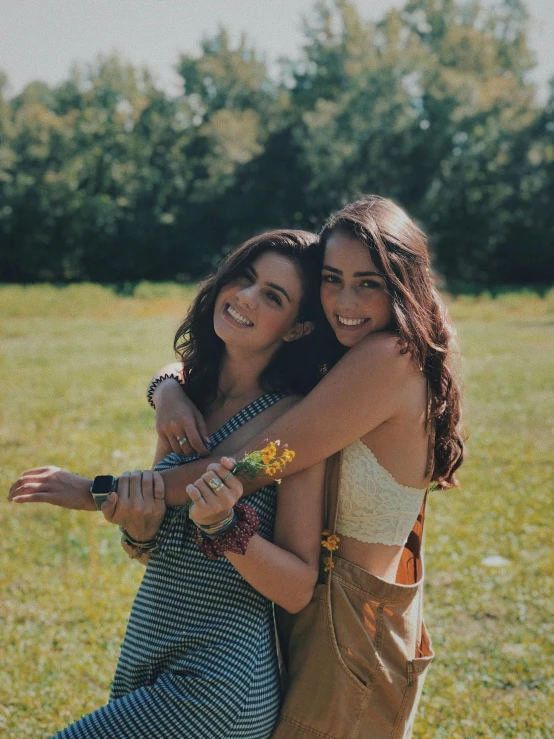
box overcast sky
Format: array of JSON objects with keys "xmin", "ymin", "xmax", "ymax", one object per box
[{"xmin": 1, "ymin": 0, "xmax": 552, "ymax": 100}]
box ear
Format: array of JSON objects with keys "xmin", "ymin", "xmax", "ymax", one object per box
[{"xmin": 283, "ymin": 321, "xmax": 315, "ymax": 343}]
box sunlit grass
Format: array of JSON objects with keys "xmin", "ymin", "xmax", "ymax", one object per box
[{"xmin": 1, "ymin": 286, "xmax": 553, "ymax": 737}]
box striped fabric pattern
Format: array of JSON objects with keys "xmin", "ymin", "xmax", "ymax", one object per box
[{"xmin": 54, "ymin": 393, "xmax": 285, "ymax": 739}]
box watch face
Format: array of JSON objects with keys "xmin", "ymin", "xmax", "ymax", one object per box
[{"xmin": 91, "ymin": 475, "xmax": 115, "ymax": 494}]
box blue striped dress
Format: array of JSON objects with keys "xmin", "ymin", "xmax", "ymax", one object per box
[{"xmin": 54, "ymin": 393, "xmax": 285, "ymax": 739}]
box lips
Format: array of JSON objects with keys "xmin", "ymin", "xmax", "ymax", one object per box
[{"xmin": 225, "ymin": 304, "xmax": 254, "ymax": 327}]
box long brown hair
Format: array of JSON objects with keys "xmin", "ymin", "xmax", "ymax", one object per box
[
  {"xmin": 320, "ymin": 196, "xmax": 464, "ymax": 488},
  {"xmin": 174, "ymin": 230, "xmax": 332, "ymax": 413}
]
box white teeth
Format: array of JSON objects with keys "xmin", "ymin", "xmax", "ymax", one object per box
[
  {"xmin": 337, "ymin": 315, "xmax": 366, "ymax": 326},
  {"xmin": 227, "ymin": 305, "xmax": 253, "ymax": 326}
]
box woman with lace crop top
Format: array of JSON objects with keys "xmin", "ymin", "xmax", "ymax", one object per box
[{"xmin": 146, "ymin": 196, "xmax": 464, "ymax": 737}]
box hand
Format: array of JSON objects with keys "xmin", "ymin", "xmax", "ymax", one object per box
[
  {"xmin": 101, "ymin": 470, "xmax": 166, "ymax": 541},
  {"xmin": 187, "ymin": 457, "xmax": 242, "ymax": 527},
  {"xmin": 8, "ymin": 466, "xmax": 96, "ymax": 511},
  {"xmin": 154, "ymin": 380, "xmax": 210, "ymax": 457}
]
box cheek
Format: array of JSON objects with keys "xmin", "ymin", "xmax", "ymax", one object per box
[
  {"xmin": 320, "ymin": 284, "xmax": 335, "ymax": 316},
  {"xmin": 257, "ymin": 304, "xmax": 293, "ymax": 338}
]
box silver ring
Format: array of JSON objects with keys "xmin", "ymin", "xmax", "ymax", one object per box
[
  {"xmin": 208, "ymin": 477, "xmax": 224, "ymax": 492},
  {"xmin": 177, "ymin": 436, "xmax": 188, "ymax": 447},
  {"xmin": 221, "ymin": 471, "xmax": 234, "ymax": 483}
]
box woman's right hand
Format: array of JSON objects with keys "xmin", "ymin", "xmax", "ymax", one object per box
[
  {"xmin": 153, "ymin": 378, "xmax": 210, "ymax": 457},
  {"xmin": 187, "ymin": 458, "xmax": 242, "ymax": 527}
]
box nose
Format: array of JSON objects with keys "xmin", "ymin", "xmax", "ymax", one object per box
[
  {"xmin": 237, "ymin": 284, "xmax": 257, "ymax": 311},
  {"xmin": 335, "ymin": 285, "xmax": 359, "ymax": 311}
]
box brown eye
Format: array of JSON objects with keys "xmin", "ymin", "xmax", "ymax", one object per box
[{"xmin": 266, "ymin": 291, "xmax": 282, "ymax": 306}]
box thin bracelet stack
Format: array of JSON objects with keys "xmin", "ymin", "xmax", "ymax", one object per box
[
  {"xmin": 147, "ymin": 373, "xmax": 184, "ymax": 409},
  {"xmin": 120, "ymin": 526, "xmax": 159, "ymax": 559},
  {"xmin": 195, "ymin": 511, "xmax": 237, "ymax": 537},
  {"xmin": 193, "ymin": 503, "xmax": 259, "ymax": 560}
]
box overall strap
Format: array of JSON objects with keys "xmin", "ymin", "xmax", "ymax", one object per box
[
  {"xmin": 206, "ymin": 393, "xmax": 286, "ymax": 450},
  {"xmin": 323, "ymin": 451, "xmax": 343, "ymax": 573}
]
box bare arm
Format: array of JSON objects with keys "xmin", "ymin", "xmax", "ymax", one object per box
[
  {"xmin": 162, "ymin": 332, "xmax": 413, "ymax": 505},
  {"xmin": 150, "ymin": 363, "xmax": 210, "ymax": 456},
  {"xmin": 189, "ymin": 459, "xmax": 325, "ymax": 613}
]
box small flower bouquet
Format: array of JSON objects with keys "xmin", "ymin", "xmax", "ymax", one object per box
[{"xmin": 232, "ymin": 440, "xmax": 295, "ymax": 479}]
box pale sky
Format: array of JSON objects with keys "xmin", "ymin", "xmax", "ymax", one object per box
[{"xmin": 1, "ymin": 0, "xmax": 552, "ymax": 100}]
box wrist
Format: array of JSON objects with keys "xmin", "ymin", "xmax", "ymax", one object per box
[
  {"xmin": 83, "ymin": 479, "xmax": 98, "ymax": 511},
  {"xmin": 148, "ymin": 373, "xmax": 184, "ymax": 409},
  {"xmin": 195, "ymin": 509, "xmax": 235, "ymax": 534}
]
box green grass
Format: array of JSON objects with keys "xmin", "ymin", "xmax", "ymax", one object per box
[{"xmin": 1, "ymin": 286, "xmax": 553, "ymax": 737}]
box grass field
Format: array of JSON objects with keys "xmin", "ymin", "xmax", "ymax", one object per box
[{"xmin": 1, "ymin": 284, "xmax": 553, "ymax": 738}]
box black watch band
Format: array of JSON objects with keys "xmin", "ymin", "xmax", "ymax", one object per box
[{"xmin": 90, "ymin": 475, "xmax": 119, "ymax": 510}]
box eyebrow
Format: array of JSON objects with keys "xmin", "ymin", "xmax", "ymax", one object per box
[
  {"xmin": 322, "ymin": 265, "xmax": 385, "ymax": 278},
  {"xmin": 247, "ymin": 265, "xmax": 292, "ymax": 303}
]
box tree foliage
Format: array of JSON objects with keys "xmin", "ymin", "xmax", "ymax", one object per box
[{"xmin": 0, "ymin": 0, "xmax": 551, "ymax": 286}]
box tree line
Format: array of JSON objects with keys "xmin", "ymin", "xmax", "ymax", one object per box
[{"xmin": 0, "ymin": 0, "xmax": 552, "ymax": 288}]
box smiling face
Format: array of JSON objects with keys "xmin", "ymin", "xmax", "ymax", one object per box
[
  {"xmin": 320, "ymin": 231, "xmax": 393, "ymax": 348},
  {"xmin": 213, "ymin": 250, "xmax": 311, "ymax": 355}
]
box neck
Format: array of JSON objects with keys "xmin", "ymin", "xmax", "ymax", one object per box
[{"xmin": 216, "ymin": 344, "xmax": 274, "ymax": 403}]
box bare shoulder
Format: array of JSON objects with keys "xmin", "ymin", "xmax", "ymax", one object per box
[{"xmin": 341, "ymin": 332, "xmax": 415, "ymax": 378}]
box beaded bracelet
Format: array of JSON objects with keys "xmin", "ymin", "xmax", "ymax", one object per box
[
  {"xmin": 193, "ymin": 502, "xmax": 259, "ymax": 560},
  {"xmin": 147, "ymin": 373, "xmax": 185, "ymax": 409}
]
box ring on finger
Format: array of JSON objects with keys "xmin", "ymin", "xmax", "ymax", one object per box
[
  {"xmin": 207, "ymin": 476, "xmax": 224, "ymax": 492},
  {"xmin": 177, "ymin": 436, "xmax": 188, "ymax": 447},
  {"xmin": 221, "ymin": 471, "xmax": 234, "ymax": 483}
]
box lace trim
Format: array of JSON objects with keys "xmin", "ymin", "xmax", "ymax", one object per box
[{"xmin": 336, "ymin": 440, "xmax": 426, "ymax": 547}]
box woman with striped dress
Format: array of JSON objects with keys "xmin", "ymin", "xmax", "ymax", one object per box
[{"xmin": 10, "ymin": 230, "xmax": 328, "ymax": 738}]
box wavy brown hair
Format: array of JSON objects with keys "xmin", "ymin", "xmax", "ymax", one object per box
[
  {"xmin": 320, "ymin": 196, "xmax": 464, "ymax": 488},
  {"xmin": 174, "ymin": 230, "xmax": 333, "ymax": 414}
]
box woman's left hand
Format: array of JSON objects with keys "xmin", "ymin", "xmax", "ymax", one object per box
[
  {"xmin": 187, "ymin": 457, "xmax": 242, "ymax": 527},
  {"xmin": 8, "ymin": 467, "xmax": 96, "ymax": 510}
]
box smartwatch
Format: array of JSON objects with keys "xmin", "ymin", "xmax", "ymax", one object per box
[{"xmin": 90, "ymin": 475, "xmax": 118, "ymax": 510}]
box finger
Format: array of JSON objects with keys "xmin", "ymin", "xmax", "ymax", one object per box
[
  {"xmin": 129, "ymin": 470, "xmax": 143, "ymax": 502},
  {"xmin": 185, "ymin": 423, "xmax": 209, "ymax": 457},
  {"xmin": 165, "ymin": 429, "xmax": 183, "ymax": 456},
  {"xmin": 176, "ymin": 431, "xmax": 193, "ymax": 456},
  {"xmin": 9, "ymin": 474, "xmax": 48, "ymax": 498},
  {"xmin": 194, "ymin": 478, "xmax": 218, "ymax": 504},
  {"xmin": 101, "ymin": 491, "xmax": 119, "ymax": 521},
  {"xmin": 11, "ymin": 492, "xmax": 55, "ymax": 504},
  {"xmin": 141, "ymin": 470, "xmax": 154, "ymax": 502},
  {"xmin": 205, "ymin": 462, "xmax": 241, "ymax": 494},
  {"xmin": 118, "ymin": 472, "xmax": 131, "ymax": 501},
  {"xmin": 194, "ymin": 411, "xmax": 211, "ymax": 447},
  {"xmin": 18, "ymin": 466, "xmax": 57, "ymax": 477},
  {"xmin": 9, "ymin": 481, "xmax": 44, "ymax": 501},
  {"xmin": 200, "ymin": 471, "xmax": 227, "ymax": 497},
  {"xmin": 153, "ymin": 472, "xmax": 165, "ymax": 501},
  {"xmin": 186, "ymin": 483, "xmax": 205, "ymax": 504},
  {"xmin": 220, "ymin": 457, "xmax": 237, "ymax": 471}
]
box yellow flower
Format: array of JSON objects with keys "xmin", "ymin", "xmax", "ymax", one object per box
[
  {"xmin": 321, "ymin": 529, "xmax": 331, "ymax": 537},
  {"xmin": 323, "ymin": 557, "xmax": 334, "ymax": 572},
  {"xmin": 281, "ymin": 448, "xmax": 295, "ymax": 463},
  {"xmin": 261, "ymin": 442, "xmax": 278, "ymax": 465},
  {"xmin": 321, "ymin": 533, "xmax": 340, "ymax": 551}
]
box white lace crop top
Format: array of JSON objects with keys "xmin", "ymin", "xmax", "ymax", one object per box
[{"xmin": 336, "ymin": 440, "xmax": 427, "ymax": 547}]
